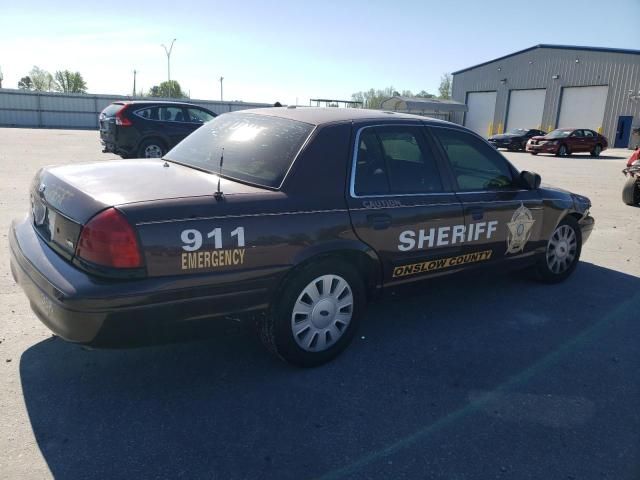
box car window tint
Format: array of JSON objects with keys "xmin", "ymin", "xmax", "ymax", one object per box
[
  {"xmin": 159, "ymin": 106, "xmax": 186, "ymax": 122},
  {"xmin": 354, "ymin": 129, "xmax": 390, "ymax": 195},
  {"xmin": 188, "ymin": 108, "xmax": 215, "ymax": 123},
  {"xmin": 135, "ymin": 107, "xmax": 159, "ymax": 120},
  {"xmin": 165, "ymin": 113, "xmax": 313, "ymax": 188},
  {"xmin": 572, "ymin": 130, "xmax": 584, "ymax": 137},
  {"xmin": 583, "ymin": 130, "xmax": 594, "ymax": 137},
  {"xmin": 376, "ymin": 127, "xmax": 442, "ymax": 194},
  {"xmin": 432, "ymin": 128, "xmax": 515, "ymax": 191}
]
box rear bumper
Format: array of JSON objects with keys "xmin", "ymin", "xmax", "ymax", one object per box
[{"xmin": 9, "ymin": 216, "xmax": 275, "ymax": 347}]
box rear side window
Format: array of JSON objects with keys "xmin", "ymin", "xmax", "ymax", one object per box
[
  {"xmin": 101, "ymin": 103, "xmax": 124, "ymax": 117},
  {"xmin": 134, "ymin": 106, "xmax": 188, "ymax": 122},
  {"xmin": 135, "ymin": 107, "xmax": 159, "ymax": 120},
  {"xmin": 354, "ymin": 126, "xmax": 443, "ymax": 196},
  {"xmin": 432, "ymin": 128, "xmax": 515, "ymax": 191},
  {"xmin": 583, "ymin": 130, "xmax": 594, "ymax": 137},
  {"xmin": 159, "ymin": 106, "xmax": 186, "ymax": 122},
  {"xmin": 165, "ymin": 113, "xmax": 314, "ymax": 188}
]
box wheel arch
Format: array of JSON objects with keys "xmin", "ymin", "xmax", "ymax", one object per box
[
  {"xmin": 136, "ymin": 134, "xmax": 170, "ymax": 154},
  {"xmin": 284, "ymin": 241, "xmax": 383, "ymax": 299}
]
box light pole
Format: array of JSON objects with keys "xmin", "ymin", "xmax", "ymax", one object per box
[
  {"xmin": 132, "ymin": 69, "xmax": 137, "ymax": 97},
  {"xmin": 219, "ymin": 76, "xmax": 224, "ymax": 101},
  {"xmin": 161, "ymin": 38, "xmax": 176, "ymax": 97}
]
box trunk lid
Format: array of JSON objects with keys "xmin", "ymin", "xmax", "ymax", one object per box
[{"xmin": 31, "ymin": 159, "xmax": 268, "ymax": 259}]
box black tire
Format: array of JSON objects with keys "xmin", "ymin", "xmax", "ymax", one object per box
[
  {"xmin": 530, "ymin": 152, "xmax": 538, "ymax": 156},
  {"xmin": 258, "ymin": 259, "xmax": 366, "ymax": 367},
  {"xmin": 622, "ymin": 177, "xmax": 640, "ymax": 206},
  {"xmin": 591, "ymin": 144, "xmax": 602, "ymax": 157},
  {"xmin": 137, "ymin": 138, "xmax": 166, "ymax": 158},
  {"xmin": 557, "ymin": 144, "xmax": 569, "ymax": 157},
  {"xmin": 520, "ymin": 140, "xmax": 527, "ymax": 151},
  {"xmin": 534, "ymin": 216, "xmax": 582, "ymax": 283}
]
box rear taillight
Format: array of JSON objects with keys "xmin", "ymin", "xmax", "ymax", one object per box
[
  {"xmin": 115, "ymin": 105, "xmax": 132, "ymax": 126},
  {"xmin": 76, "ymin": 208, "xmax": 142, "ymax": 268}
]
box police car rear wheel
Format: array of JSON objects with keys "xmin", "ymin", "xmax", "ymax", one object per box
[
  {"xmin": 535, "ymin": 217, "xmax": 582, "ymax": 283},
  {"xmin": 259, "ymin": 259, "xmax": 365, "ymax": 367}
]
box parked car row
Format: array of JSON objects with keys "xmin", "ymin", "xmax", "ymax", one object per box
[{"xmin": 489, "ymin": 127, "xmax": 609, "ymax": 158}]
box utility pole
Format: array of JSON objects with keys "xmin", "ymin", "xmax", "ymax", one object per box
[
  {"xmin": 132, "ymin": 69, "xmax": 137, "ymax": 97},
  {"xmin": 219, "ymin": 76, "xmax": 224, "ymax": 101},
  {"xmin": 0, "ymin": 66, "xmax": 3, "ymax": 89},
  {"xmin": 161, "ymin": 38, "xmax": 176, "ymax": 97}
]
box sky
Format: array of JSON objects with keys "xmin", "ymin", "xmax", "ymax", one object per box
[{"xmin": 1, "ymin": 0, "xmax": 638, "ymax": 105}]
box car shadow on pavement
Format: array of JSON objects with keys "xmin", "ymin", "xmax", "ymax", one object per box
[{"xmin": 19, "ymin": 262, "xmax": 640, "ymax": 480}]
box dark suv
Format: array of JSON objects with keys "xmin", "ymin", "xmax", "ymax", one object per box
[{"xmin": 99, "ymin": 101, "xmax": 217, "ymax": 158}]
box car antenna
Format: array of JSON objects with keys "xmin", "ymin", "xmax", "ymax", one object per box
[{"xmin": 214, "ymin": 147, "xmax": 224, "ymax": 200}]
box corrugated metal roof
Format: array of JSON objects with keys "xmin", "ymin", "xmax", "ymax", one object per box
[
  {"xmin": 452, "ymin": 44, "xmax": 640, "ymax": 75},
  {"xmin": 380, "ymin": 96, "xmax": 468, "ymax": 112}
]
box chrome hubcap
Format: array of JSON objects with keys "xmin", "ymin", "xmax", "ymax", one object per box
[
  {"xmin": 291, "ymin": 274, "xmax": 353, "ymax": 352},
  {"xmin": 546, "ymin": 224, "xmax": 577, "ymax": 274},
  {"xmin": 144, "ymin": 145, "xmax": 163, "ymax": 158}
]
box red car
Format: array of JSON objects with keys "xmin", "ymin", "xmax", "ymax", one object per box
[{"xmin": 526, "ymin": 128, "xmax": 608, "ymax": 157}]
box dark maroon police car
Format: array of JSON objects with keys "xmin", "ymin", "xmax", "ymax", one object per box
[{"xmin": 10, "ymin": 108, "xmax": 594, "ymax": 366}]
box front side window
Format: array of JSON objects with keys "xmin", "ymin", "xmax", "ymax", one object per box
[
  {"xmin": 165, "ymin": 113, "xmax": 314, "ymax": 188},
  {"xmin": 431, "ymin": 127, "xmax": 515, "ymax": 191},
  {"xmin": 354, "ymin": 126, "xmax": 442, "ymax": 196},
  {"xmin": 571, "ymin": 130, "xmax": 584, "ymax": 138}
]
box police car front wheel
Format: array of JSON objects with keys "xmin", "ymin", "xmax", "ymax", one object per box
[
  {"xmin": 259, "ymin": 259, "xmax": 365, "ymax": 367},
  {"xmin": 535, "ymin": 217, "xmax": 582, "ymax": 283}
]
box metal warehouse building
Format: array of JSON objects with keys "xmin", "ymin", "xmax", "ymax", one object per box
[{"xmin": 451, "ymin": 44, "xmax": 640, "ymax": 148}]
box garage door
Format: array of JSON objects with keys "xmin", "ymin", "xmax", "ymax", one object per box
[
  {"xmin": 558, "ymin": 86, "xmax": 608, "ymax": 132},
  {"xmin": 506, "ymin": 89, "xmax": 546, "ymax": 131},
  {"xmin": 465, "ymin": 91, "xmax": 496, "ymax": 137}
]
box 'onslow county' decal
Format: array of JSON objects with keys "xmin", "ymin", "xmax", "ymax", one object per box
[{"xmin": 392, "ymin": 250, "xmax": 493, "ymax": 278}]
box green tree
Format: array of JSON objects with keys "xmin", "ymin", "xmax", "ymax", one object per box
[
  {"xmin": 416, "ymin": 90, "xmax": 435, "ymax": 98},
  {"xmin": 351, "ymin": 86, "xmax": 396, "ymax": 109},
  {"xmin": 148, "ymin": 80, "xmax": 185, "ymax": 98},
  {"xmin": 29, "ymin": 66, "xmax": 56, "ymax": 91},
  {"xmin": 54, "ymin": 70, "xmax": 87, "ymax": 93},
  {"xmin": 18, "ymin": 76, "xmax": 33, "ymax": 90},
  {"xmin": 438, "ymin": 73, "xmax": 452, "ymax": 99},
  {"xmin": 351, "ymin": 86, "xmax": 437, "ymax": 108}
]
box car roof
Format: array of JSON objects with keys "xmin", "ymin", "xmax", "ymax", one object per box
[{"xmin": 232, "ymin": 107, "xmax": 455, "ymax": 127}]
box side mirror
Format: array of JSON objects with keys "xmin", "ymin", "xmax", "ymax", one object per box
[{"xmin": 520, "ymin": 170, "xmax": 541, "ymax": 190}]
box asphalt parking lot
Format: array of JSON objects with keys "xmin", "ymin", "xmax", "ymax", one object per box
[{"xmin": 0, "ymin": 128, "xmax": 638, "ymax": 480}]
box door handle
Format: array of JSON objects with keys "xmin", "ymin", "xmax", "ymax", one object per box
[
  {"xmin": 366, "ymin": 214, "xmax": 392, "ymax": 230},
  {"xmin": 469, "ymin": 207, "xmax": 484, "ymax": 220}
]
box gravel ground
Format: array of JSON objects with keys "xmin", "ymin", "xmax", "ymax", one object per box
[{"xmin": 0, "ymin": 128, "xmax": 638, "ymax": 480}]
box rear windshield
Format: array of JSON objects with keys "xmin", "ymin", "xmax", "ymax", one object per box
[
  {"xmin": 165, "ymin": 113, "xmax": 314, "ymax": 188},
  {"xmin": 101, "ymin": 103, "xmax": 125, "ymax": 117}
]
